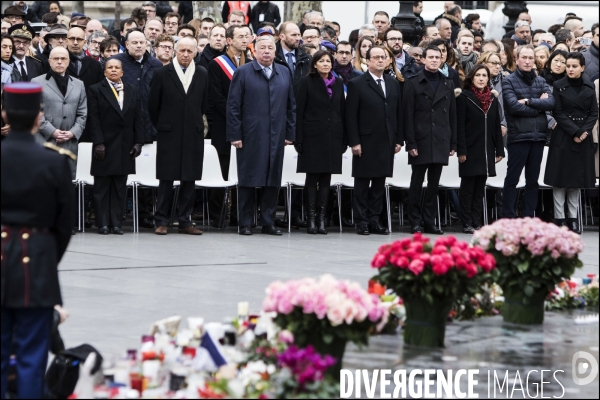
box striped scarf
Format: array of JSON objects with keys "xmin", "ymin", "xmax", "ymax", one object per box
[{"xmin": 107, "ymin": 78, "xmax": 124, "ymax": 110}]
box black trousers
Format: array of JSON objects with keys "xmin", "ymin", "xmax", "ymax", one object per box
[
  {"xmin": 305, "ymin": 173, "xmax": 332, "ymax": 188},
  {"xmin": 502, "ymin": 141, "xmax": 544, "ymax": 218},
  {"xmin": 154, "ymin": 180, "xmax": 195, "ymax": 228},
  {"xmin": 93, "ymin": 175, "xmax": 127, "ymax": 228},
  {"xmin": 238, "ymin": 186, "xmax": 279, "ymax": 227},
  {"xmin": 353, "ymin": 177, "xmax": 386, "ymax": 226},
  {"xmin": 408, "ymin": 164, "xmax": 443, "ymax": 226},
  {"xmin": 459, "ymin": 175, "xmax": 487, "ymax": 227}
]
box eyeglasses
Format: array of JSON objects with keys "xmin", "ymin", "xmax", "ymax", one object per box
[
  {"xmin": 386, "ymin": 37, "xmax": 403, "ymax": 42},
  {"xmin": 156, "ymin": 44, "xmax": 173, "ymax": 50},
  {"xmin": 336, "ymin": 51, "xmax": 351, "ymax": 55},
  {"xmin": 68, "ymin": 37, "xmax": 85, "ymax": 42},
  {"xmin": 13, "ymin": 40, "xmax": 29, "ymax": 46},
  {"xmin": 52, "ymin": 37, "xmax": 67, "ymax": 42},
  {"xmin": 369, "ymin": 55, "xmax": 387, "ymax": 61},
  {"xmin": 50, "ymin": 57, "xmax": 68, "ymax": 61},
  {"xmin": 487, "ymin": 61, "xmax": 502, "ymax": 66},
  {"xmin": 90, "ymin": 40, "xmax": 103, "ymax": 45}
]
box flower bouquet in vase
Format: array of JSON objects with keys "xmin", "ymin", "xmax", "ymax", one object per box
[
  {"xmin": 262, "ymin": 274, "xmax": 390, "ymax": 379},
  {"xmin": 371, "ymin": 234, "xmax": 496, "ymax": 347},
  {"xmin": 473, "ymin": 218, "xmax": 584, "ymax": 324}
]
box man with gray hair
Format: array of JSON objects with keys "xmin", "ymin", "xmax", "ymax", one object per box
[
  {"xmin": 148, "ymin": 36, "xmax": 208, "ymax": 235},
  {"xmin": 538, "ymin": 32, "xmax": 556, "ymax": 48},
  {"xmin": 512, "ymin": 20, "xmax": 531, "ymax": 45},
  {"xmin": 358, "ymin": 23, "xmax": 377, "ymax": 39},
  {"xmin": 435, "ymin": 18, "xmax": 452, "ymax": 42},
  {"xmin": 86, "ymin": 31, "xmax": 107, "ymax": 61},
  {"xmin": 307, "ymin": 11, "xmax": 324, "ymax": 29},
  {"xmin": 227, "ymin": 35, "xmax": 296, "ymax": 236}
]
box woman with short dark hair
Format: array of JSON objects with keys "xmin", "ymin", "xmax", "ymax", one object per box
[
  {"xmin": 295, "ymin": 50, "xmax": 346, "ymax": 234},
  {"xmin": 544, "ymin": 52, "xmax": 598, "ymax": 233},
  {"xmin": 457, "ymin": 64, "xmax": 505, "ymax": 233},
  {"xmin": 430, "ymin": 38, "xmax": 461, "ymax": 89}
]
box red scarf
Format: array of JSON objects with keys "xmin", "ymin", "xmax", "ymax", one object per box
[{"xmin": 471, "ymin": 85, "xmax": 493, "ymax": 112}]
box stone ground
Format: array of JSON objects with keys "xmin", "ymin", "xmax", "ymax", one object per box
[{"xmin": 58, "ymin": 217, "xmax": 599, "ymax": 398}]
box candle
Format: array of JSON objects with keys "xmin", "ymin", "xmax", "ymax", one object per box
[{"xmin": 237, "ymin": 301, "xmax": 249, "ymax": 317}]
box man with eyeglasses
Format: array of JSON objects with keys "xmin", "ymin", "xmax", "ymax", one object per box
[
  {"xmin": 3, "ymin": 6, "xmax": 26, "ymax": 26},
  {"xmin": 154, "ymin": 33, "xmax": 173, "ymax": 66},
  {"xmin": 383, "ymin": 27, "xmax": 419, "ymax": 79},
  {"xmin": 163, "ymin": 12, "xmax": 180, "ymax": 36},
  {"xmin": 85, "ymin": 31, "xmax": 107, "ymax": 61},
  {"xmin": 197, "ymin": 23, "xmax": 226, "ymax": 70},
  {"xmin": 8, "ymin": 23, "xmax": 44, "ymax": 82},
  {"xmin": 301, "ymin": 25, "xmax": 321, "ymax": 48},
  {"xmin": 36, "ymin": 23, "xmax": 68, "ymax": 67},
  {"xmin": 142, "ymin": 1, "xmax": 157, "ymax": 20},
  {"xmin": 346, "ymin": 45, "xmax": 403, "ymax": 236}
]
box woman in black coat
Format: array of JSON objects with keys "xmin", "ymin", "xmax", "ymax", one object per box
[
  {"xmin": 544, "ymin": 53, "xmax": 598, "ymax": 234},
  {"xmin": 295, "ymin": 50, "xmax": 346, "ymax": 234},
  {"xmin": 457, "ymin": 64, "xmax": 505, "ymax": 233},
  {"xmin": 89, "ymin": 59, "xmax": 144, "ymax": 235}
]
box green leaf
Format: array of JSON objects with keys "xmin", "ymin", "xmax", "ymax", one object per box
[
  {"xmin": 524, "ymin": 285, "xmax": 534, "ymax": 297},
  {"xmin": 552, "ymin": 265, "xmax": 561, "ymax": 275},
  {"xmin": 322, "ymin": 333, "xmax": 334, "ymax": 345},
  {"xmin": 517, "ymin": 261, "xmax": 529, "ymax": 273},
  {"xmin": 435, "ymin": 283, "xmax": 444, "ymax": 294}
]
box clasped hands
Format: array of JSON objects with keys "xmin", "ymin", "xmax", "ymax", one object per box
[
  {"xmin": 458, "ymin": 155, "xmax": 503, "ymax": 163},
  {"xmin": 94, "ymin": 143, "xmax": 143, "ymax": 160},
  {"xmin": 352, "ymin": 144, "xmax": 402, "ymax": 157},
  {"xmin": 51, "ymin": 129, "xmax": 74, "ymax": 143},
  {"xmin": 409, "ymin": 149, "xmax": 455, "ymax": 157},
  {"xmin": 574, "ymin": 131, "xmax": 589, "ymax": 143},
  {"xmin": 231, "ymin": 140, "xmax": 294, "ymax": 149}
]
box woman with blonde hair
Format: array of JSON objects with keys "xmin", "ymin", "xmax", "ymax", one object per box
[
  {"xmin": 476, "ymin": 51, "xmax": 508, "ymax": 141},
  {"xmin": 381, "ymin": 45, "xmax": 404, "ymax": 83},
  {"xmin": 534, "ymin": 45, "xmax": 550, "ymax": 72},
  {"xmin": 354, "ymin": 36, "xmax": 375, "ymax": 72}
]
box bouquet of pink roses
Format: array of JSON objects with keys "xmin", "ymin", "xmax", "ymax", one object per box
[{"xmin": 262, "ymin": 274, "xmax": 390, "ymax": 376}]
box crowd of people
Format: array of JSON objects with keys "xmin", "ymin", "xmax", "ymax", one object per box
[{"xmin": 1, "ymin": 1, "xmax": 599, "ymax": 238}]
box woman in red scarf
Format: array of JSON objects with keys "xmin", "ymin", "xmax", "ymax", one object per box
[{"xmin": 456, "ymin": 64, "xmax": 505, "ymax": 233}]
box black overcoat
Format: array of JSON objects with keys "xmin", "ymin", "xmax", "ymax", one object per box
[
  {"xmin": 346, "ymin": 72, "xmax": 403, "ymax": 178},
  {"xmin": 295, "ymin": 74, "xmax": 346, "ymax": 174},
  {"xmin": 88, "ymin": 80, "xmax": 145, "ymax": 176},
  {"xmin": 544, "ymin": 76, "xmax": 598, "ymax": 189},
  {"xmin": 206, "ymin": 54, "xmax": 235, "ymax": 155},
  {"xmin": 148, "ymin": 63, "xmax": 208, "ymax": 181},
  {"xmin": 226, "ymin": 60, "xmax": 296, "ymax": 187},
  {"xmin": 456, "ymin": 90, "xmax": 505, "ymax": 177},
  {"xmin": 68, "ymin": 55, "xmax": 105, "ymax": 143},
  {"xmin": 403, "ymin": 69, "xmax": 457, "ymax": 165},
  {"xmin": 1, "ymin": 131, "xmax": 72, "ymax": 308}
]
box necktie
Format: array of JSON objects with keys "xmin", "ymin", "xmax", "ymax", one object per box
[
  {"xmin": 262, "ymin": 66, "xmax": 271, "ymax": 79},
  {"xmin": 286, "ymin": 52, "xmax": 295, "ymax": 75},
  {"xmin": 19, "ymin": 61, "xmax": 28, "ymax": 82},
  {"xmin": 376, "ymin": 79, "xmax": 385, "ymax": 97}
]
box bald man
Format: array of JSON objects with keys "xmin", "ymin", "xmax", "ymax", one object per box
[{"xmin": 85, "ymin": 19, "xmax": 104, "ymax": 39}]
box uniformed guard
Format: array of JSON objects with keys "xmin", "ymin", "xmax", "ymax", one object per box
[{"xmin": 1, "ymin": 82, "xmax": 74, "ymax": 398}]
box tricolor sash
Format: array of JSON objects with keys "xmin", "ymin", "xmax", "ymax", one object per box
[{"xmin": 214, "ymin": 55, "xmax": 237, "ymax": 80}]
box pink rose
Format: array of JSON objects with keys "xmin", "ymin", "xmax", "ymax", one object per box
[
  {"xmin": 277, "ymin": 298, "xmax": 294, "ymax": 314},
  {"xmin": 327, "ymin": 305, "xmax": 345, "ymax": 326},
  {"xmin": 278, "ymin": 330, "xmax": 294, "ymax": 344},
  {"xmin": 432, "ymin": 262, "xmax": 450, "ymax": 275},
  {"xmin": 408, "ymin": 259, "xmax": 425, "ymax": 275}
]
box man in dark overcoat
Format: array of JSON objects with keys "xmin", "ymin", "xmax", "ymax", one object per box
[
  {"xmin": 148, "ymin": 36, "xmax": 208, "ymax": 235},
  {"xmin": 88, "ymin": 59, "xmax": 144, "ymax": 234},
  {"xmin": 1, "ymin": 83, "xmax": 73, "ymax": 398},
  {"xmin": 403, "ymin": 45, "xmax": 457, "ymax": 235},
  {"xmin": 226, "ymin": 35, "xmax": 296, "ymax": 236},
  {"xmin": 346, "ymin": 45, "xmax": 403, "ymax": 236}
]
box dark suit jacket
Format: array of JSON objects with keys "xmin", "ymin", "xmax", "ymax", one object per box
[
  {"xmin": 207, "ymin": 54, "xmax": 237, "ymax": 155},
  {"xmin": 148, "ymin": 63, "xmax": 208, "ymax": 181},
  {"xmin": 88, "ymin": 80, "xmax": 145, "ymax": 176},
  {"xmin": 295, "ymin": 74, "xmax": 346, "ymax": 174},
  {"xmin": 68, "ymin": 54, "xmax": 105, "ymax": 142},
  {"xmin": 9, "ymin": 55, "xmax": 45, "ymax": 82},
  {"xmin": 403, "ymin": 69, "xmax": 457, "ymax": 165},
  {"xmin": 346, "ymin": 72, "xmax": 403, "ymax": 178}
]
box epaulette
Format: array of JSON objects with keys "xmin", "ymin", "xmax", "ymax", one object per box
[
  {"xmin": 43, "ymin": 143, "xmax": 77, "ymax": 160},
  {"xmin": 29, "ymin": 55, "xmax": 42, "ymax": 63}
]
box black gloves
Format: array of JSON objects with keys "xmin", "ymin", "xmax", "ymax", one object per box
[
  {"xmin": 130, "ymin": 144, "xmax": 142, "ymax": 159},
  {"xmin": 593, "ymin": 143, "xmax": 598, "ymax": 153},
  {"xmin": 94, "ymin": 144, "xmax": 105, "ymax": 160},
  {"xmin": 294, "ymin": 143, "xmax": 302, "ymax": 155}
]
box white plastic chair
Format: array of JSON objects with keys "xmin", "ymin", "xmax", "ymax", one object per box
[
  {"xmin": 74, "ymin": 143, "xmax": 94, "ymax": 232},
  {"xmin": 281, "ymin": 145, "xmax": 306, "ymax": 232},
  {"xmin": 195, "ymin": 145, "xmax": 238, "ymax": 228},
  {"xmin": 438, "ymin": 155, "xmax": 462, "ymax": 227},
  {"xmin": 332, "ymin": 148, "xmax": 354, "ymax": 232}
]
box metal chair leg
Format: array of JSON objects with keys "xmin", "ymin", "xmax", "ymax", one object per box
[
  {"xmin": 437, "ymin": 195, "xmax": 442, "ymax": 231},
  {"xmin": 386, "ymin": 185, "xmax": 392, "ymax": 233},
  {"xmin": 337, "ymin": 185, "xmax": 343, "ymax": 233},
  {"xmin": 81, "ymin": 183, "xmax": 86, "ymax": 233},
  {"xmin": 236, "ymin": 184, "xmax": 240, "ymax": 233},
  {"xmin": 288, "ymin": 184, "xmax": 292, "ymax": 233}
]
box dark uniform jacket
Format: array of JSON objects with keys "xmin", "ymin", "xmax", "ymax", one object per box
[
  {"xmin": 206, "ymin": 53, "xmax": 237, "ymax": 156},
  {"xmin": 403, "ymin": 69, "xmax": 457, "ymax": 166},
  {"xmin": 274, "ymin": 42, "xmax": 311, "ymax": 91},
  {"xmin": 346, "ymin": 72, "xmax": 404, "ymax": 178},
  {"xmin": 295, "ymin": 74, "xmax": 346, "ymax": 174},
  {"xmin": 544, "ymin": 76, "xmax": 598, "ymax": 189},
  {"xmin": 148, "ymin": 63, "xmax": 208, "ymax": 181},
  {"xmin": 457, "ymin": 89, "xmax": 505, "ymax": 177},
  {"xmin": 8, "ymin": 55, "xmax": 44, "ymax": 82},
  {"xmin": 88, "ymin": 80, "xmax": 145, "ymax": 176},
  {"xmin": 1, "ymin": 131, "xmax": 73, "ymax": 308}
]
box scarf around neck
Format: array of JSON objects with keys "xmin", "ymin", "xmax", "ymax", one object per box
[
  {"xmin": 471, "ymin": 85, "xmax": 493, "ymax": 112},
  {"xmin": 50, "ymin": 70, "xmax": 69, "ymax": 96},
  {"xmin": 322, "ymin": 73, "xmax": 336, "ymax": 99},
  {"xmin": 107, "ymin": 78, "xmax": 124, "ymax": 110},
  {"xmin": 491, "ymin": 73, "xmax": 501, "ymax": 87},
  {"xmin": 333, "ymin": 60, "xmax": 353, "ymax": 84},
  {"xmin": 173, "ymin": 57, "xmax": 195, "ymax": 93},
  {"xmin": 460, "ymin": 51, "xmax": 478, "ymax": 72},
  {"xmin": 439, "ymin": 63, "xmax": 449, "ymax": 77},
  {"xmin": 226, "ymin": 47, "xmax": 246, "ymax": 67},
  {"xmin": 518, "ymin": 68, "xmax": 536, "ymax": 86}
]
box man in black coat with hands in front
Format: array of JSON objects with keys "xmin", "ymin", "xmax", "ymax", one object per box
[
  {"xmin": 148, "ymin": 37, "xmax": 208, "ymax": 236},
  {"xmin": 404, "ymin": 45, "xmax": 457, "ymax": 235},
  {"xmin": 346, "ymin": 45, "xmax": 404, "ymax": 236}
]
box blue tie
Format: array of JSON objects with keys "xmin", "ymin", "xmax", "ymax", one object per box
[{"xmin": 286, "ymin": 52, "xmax": 295, "ymax": 75}]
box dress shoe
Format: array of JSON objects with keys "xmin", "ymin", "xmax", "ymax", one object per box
[
  {"xmin": 112, "ymin": 227, "xmax": 124, "ymax": 235},
  {"xmin": 179, "ymin": 226, "xmax": 203, "ymax": 235},
  {"xmin": 568, "ymin": 218, "xmax": 581, "ymax": 234},
  {"xmin": 71, "ymin": 229, "xmax": 77, "ymax": 235},
  {"xmin": 98, "ymin": 226, "xmax": 109, "ymax": 235},
  {"xmin": 368, "ymin": 222, "xmax": 390, "ymax": 235},
  {"xmin": 261, "ymin": 225, "xmax": 282, "ymax": 235},
  {"xmin": 462, "ymin": 224, "xmax": 475, "ymax": 234},
  {"xmin": 424, "ymin": 224, "xmax": 444, "ymax": 235},
  {"xmin": 140, "ymin": 217, "xmax": 155, "ymax": 229},
  {"xmin": 155, "ymin": 226, "xmax": 168, "ymax": 235},
  {"xmin": 239, "ymin": 226, "xmax": 253, "ymax": 235},
  {"xmin": 473, "ymin": 225, "xmax": 483, "ymax": 230},
  {"xmin": 291, "ymin": 216, "xmax": 308, "ymax": 229},
  {"xmin": 555, "ymin": 218, "xmax": 567, "ymax": 228},
  {"xmin": 356, "ymin": 224, "xmax": 370, "ymax": 235},
  {"xmin": 410, "ymin": 225, "xmax": 423, "ymax": 234}
]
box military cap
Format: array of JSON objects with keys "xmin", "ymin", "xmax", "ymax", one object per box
[
  {"xmin": 3, "ymin": 83, "xmax": 43, "ymax": 113},
  {"xmin": 8, "ymin": 23, "xmax": 35, "ymax": 41}
]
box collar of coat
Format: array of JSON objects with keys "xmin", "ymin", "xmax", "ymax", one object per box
[
  {"xmin": 45, "ymin": 70, "xmax": 73, "ymax": 82},
  {"xmin": 443, "ymin": 13, "xmax": 462, "ymax": 26},
  {"xmin": 125, "ymin": 49, "xmax": 149, "ymax": 64},
  {"xmin": 554, "ymin": 75, "xmax": 596, "ymax": 92},
  {"xmin": 226, "ymin": 46, "xmax": 246, "ymax": 67},
  {"xmin": 275, "ymin": 42, "xmax": 310, "ymax": 63}
]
